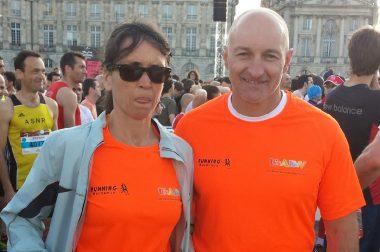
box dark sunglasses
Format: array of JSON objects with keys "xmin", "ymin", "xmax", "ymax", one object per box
[{"xmin": 107, "ymin": 64, "xmax": 171, "ymax": 84}]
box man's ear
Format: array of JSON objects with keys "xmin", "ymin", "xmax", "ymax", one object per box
[
  {"xmin": 15, "ymin": 69, "xmax": 24, "ymax": 81},
  {"xmin": 283, "ymin": 48, "xmax": 294, "ymax": 74},
  {"xmin": 223, "ymin": 46, "xmax": 229, "ymax": 69}
]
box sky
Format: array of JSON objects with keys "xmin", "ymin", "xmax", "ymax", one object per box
[
  {"xmin": 235, "ymin": 0, "xmax": 261, "ymax": 18},
  {"xmin": 235, "ymin": 0, "xmax": 380, "ymax": 25}
]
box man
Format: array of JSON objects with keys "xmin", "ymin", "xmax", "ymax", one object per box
[
  {"xmin": 46, "ymin": 52, "xmax": 87, "ymax": 129},
  {"xmin": 3, "ymin": 72, "xmax": 17, "ymax": 96},
  {"xmin": 0, "ymin": 75, "xmax": 7, "ymax": 100},
  {"xmin": 172, "ymin": 93, "xmax": 194, "ymax": 130},
  {"xmin": 94, "ymin": 74, "xmax": 106, "ymax": 116},
  {"xmin": 0, "ymin": 50, "xmax": 58, "ymax": 204},
  {"xmin": 293, "ymin": 74, "xmax": 313, "ymax": 99},
  {"xmin": 81, "ymin": 78, "xmax": 101, "ymax": 120},
  {"xmin": 307, "ymin": 85, "xmax": 322, "ymax": 108},
  {"xmin": 73, "ymin": 82, "xmax": 93, "ymax": 124},
  {"xmin": 155, "ymin": 79, "xmax": 177, "ymax": 127},
  {"xmin": 323, "ymin": 74, "xmax": 344, "ymax": 97},
  {"xmin": 324, "ymin": 26, "xmax": 380, "ymax": 252},
  {"xmin": 280, "ymin": 73, "xmax": 292, "ymax": 91},
  {"xmin": 0, "ymin": 57, "xmax": 5, "ymax": 76},
  {"xmin": 175, "ymin": 8, "xmax": 364, "ymax": 251},
  {"xmin": 220, "ymin": 76, "xmax": 232, "ymax": 89},
  {"xmin": 46, "ymin": 71, "xmax": 61, "ymax": 91},
  {"xmin": 355, "ymin": 129, "xmax": 380, "ymax": 189}
]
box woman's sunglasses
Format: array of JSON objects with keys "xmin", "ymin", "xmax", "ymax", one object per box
[{"xmin": 107, "ymin": 64, "xmax": 171, "ymax": 84}]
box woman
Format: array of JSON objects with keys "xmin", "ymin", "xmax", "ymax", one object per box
[
  {"xmin": 186, "ymin": 69, "xmax": 200, "ymax": 84},
  {"xmin": 1, "ymin": 21, "xmax": 193, "ymax": 252}
]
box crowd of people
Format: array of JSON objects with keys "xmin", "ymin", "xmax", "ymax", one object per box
[{"xmin": 0, "ymin": 6, "xmax": 379, "ymax": 252}]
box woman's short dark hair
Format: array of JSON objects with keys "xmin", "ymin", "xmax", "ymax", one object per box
[
  {"xmin": 348, "ymin": 26, "xmax": 380, "ymax": 76},
  {"xmin": 103, "ymin": 21, "xmax": 172, "ymax": 114}
]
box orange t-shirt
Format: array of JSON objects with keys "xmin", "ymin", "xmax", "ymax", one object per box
[
  {"xmin": 76, "ymin": 125, "xmax": 182, "ymax": 252},
  {"xmin": 175, "ymin": 92, "xmax": 365, "ymax": 252}
]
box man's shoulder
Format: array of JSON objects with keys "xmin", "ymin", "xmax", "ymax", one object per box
[
  {"xmin": 188, "ymin": 93, "xmax": 227, "ymax": 116},
  {"xmin": 288, "ymin": 93, "xmax": 339, "ymax": 127},
  {"xmin": 176, "ymin": 94, "xmax": 227, "ymax": 132},
  {"xmin": 0, "ymin": 96, "xmax": 14, "ymax": 122}
]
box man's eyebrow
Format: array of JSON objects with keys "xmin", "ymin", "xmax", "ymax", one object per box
[{"xmin": 233, "ymin": 46, "xmax": 250, "ymax": 52}]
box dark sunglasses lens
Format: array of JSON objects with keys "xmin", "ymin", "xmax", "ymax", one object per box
[
  {"xmin": 119, "ymin": 65, "xmax": 144, "ymax": 82},
  {"xmin": 147, "ymin": 67, "xmax": 170, "ymax": 83}
]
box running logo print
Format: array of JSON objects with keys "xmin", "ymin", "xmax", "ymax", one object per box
[{"xmin": 197, "ymin": 157, "xmax": 231, "ymax": 168}]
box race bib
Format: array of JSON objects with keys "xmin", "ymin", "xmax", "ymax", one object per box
[{"xmin": 20, "ymin": 130, "xmax": 50, "ymax": 155}]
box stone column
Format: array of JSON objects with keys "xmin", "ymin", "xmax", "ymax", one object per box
[
  {"xmin": 292, "ymin": 16, "xmax": 299, "ymax": 55},
  {"xmin": 56, "ymin": 0, "xmax": 63, "ymax": 52},
  {"xmin": 338, "ymin": 18, "xmax": 345, "ymax": 63},
  {"xmin": 314, "ymin": 17, "xmax": 322, "ymax": 63}
]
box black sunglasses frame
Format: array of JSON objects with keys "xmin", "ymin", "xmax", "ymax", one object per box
[{"xmin": 107, "ymin": 64, "xmax": 171, "ymax": 84}]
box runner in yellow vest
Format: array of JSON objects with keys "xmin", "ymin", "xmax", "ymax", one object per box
[{"xmin": 0, "ymin": 50, "xmax": 58, "ymax": 205}]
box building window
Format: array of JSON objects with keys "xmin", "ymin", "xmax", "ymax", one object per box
[
  {"xmin": 186, "ymin": 28, "xmax": 197, "ymax": 51},
  {"xmin": 44, "ymin": 58, "xmax": 53, "ymax": 68},
  {"xmin": 67, "ymin": 25, "xmax": 78, "ymax": 47},
  {"xmin": 162, "ymin": 27, "xmax": 173, "ymax": 45},
  {"xmin": 90, "ymin": 26, "xmax": 101, "ymax": 48},
  {"xmin": 351, "ymin": 19, "xmax": 358, "ymax": 31},
  {"xmin": 114, "ymin": 3, "xmax": 125, "ymax": 20},
  {"xmin": 138, "ymin": 4, "xmax": 148, "ymax": 18},
  {"xmin": 322, "ymin": 20, "xmax": 336, "ymax": 57},
  {"xmin": 11, "ymin": 0, "xmax": 21, "ymax": 16},
  {"xmin": 210, "ymin": 28, "xmax": 216, "ymax": 52},
  {"xmin": 186, "ymin": 5, "xmax": 197, "ymax": 20},
  {"xmin": 303, "ymin": 17, "xmax": 312, "ymax": 30},
  {"xmin": 66, "ymin": 2, "xmax": 77, "ymax": 17},
  {"xmin": 162, "ymin": 4, "xmax": 173, "ymax": 20},
  {"xmin": 11, "ymin": 22, "xmax": 21, "ymax": 46},
  {"xmin": 43, "ymin": 0, "xmax": 53, "ymax": 16},
  {"xmin": 43, "ymin": 25, "xmax": 54, "ymax": 48},
  {"xmin": 301, "ymin": 37, "xmax": 311, "ymax": 57},
  {"xmin": 206, "ymin": 64, "xmax": 214, "ymax": 75},
  {"xmin": 183, "ymin": 62, "xmax": 197, "ymax": 73},
  {"xmin": 90, "ymin": 3, "xmax": 101, "ymax": 18}
]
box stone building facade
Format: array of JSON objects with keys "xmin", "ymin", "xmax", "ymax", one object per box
[
  {"xmin": 0, "ymin": 0, "xmax": 237, "ymax": 80},
  {"xmin": 266, "ymin": 0, "xmax": 378, "ymax": 78}
]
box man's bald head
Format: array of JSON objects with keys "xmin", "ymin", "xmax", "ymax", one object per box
[
  {"xmin": 180, "ymin": 93, "xmax": 194, "ymax": 111},
  {"xmin": 0, "ymin": 74, "xmax": 7, "ymax": 97},
  {"xmin": 227, "ymin": 8, "xmax": 290, "ymax": 52}
]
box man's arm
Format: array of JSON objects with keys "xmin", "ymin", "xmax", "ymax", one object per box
[
  {"xmin": 44, "ymin": 96, "xmax": 59, "ymax": 131},
  {"xmin": 0, "ymin": 98, "xmax": 16, "ymax": 205},
  {"xmin": 56, "ymin": 87, "xmax": 77, "ymax": 128},
  {"xmin": 355, "ymin": 131, "xmax": 380, "ymax": 189},
  {"xmin": 324, "ymin": 212, "xmax": 359, "ymax": 252}
]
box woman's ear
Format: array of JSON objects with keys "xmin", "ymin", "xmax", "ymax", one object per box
[{"xmin": 103, "ymin": 70, "xmax": 113, "ymax": 91}]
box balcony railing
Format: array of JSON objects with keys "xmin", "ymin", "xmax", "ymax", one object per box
[
  {"xmin": 40, "ymin": 45, "xmax": 56, "ymax": 52},
  {"xmin": 297, "ymin": 56, "xmax": 314, "ymax": 63},
  {"xmin": 206, "ymin": 49, "xmax": 215, "ymax": 57},
  {"xmin": 320, "ymin": 57, "xmax": 337, "ymax": 64},
  {"xmin": 183, "ymin": 49, "xmax": 199, "ymax": 56}
]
